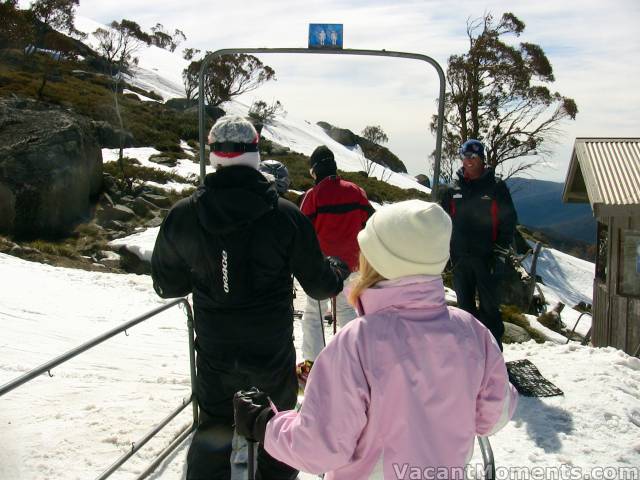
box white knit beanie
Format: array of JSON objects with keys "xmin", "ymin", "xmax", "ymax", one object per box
[
  {"xmin": 208, "ymin": 115, "xmax": 260, "ymax": 169},
  {"xmin": 357, "ymin": 200, "xmax": 452, "ymax": 279}
]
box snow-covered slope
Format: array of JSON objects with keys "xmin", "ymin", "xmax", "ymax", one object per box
[
  {"xmin": 76, "ymin": 16, "xmax": 430, "ymax": 194},
  {"xmin": 1, "ymin": 252, "xmax": 639, "ymax": 479},
  {"xmin": 522, "ymin": 245, "xmax": 595, "ymax": 336},
  {"xmin": 74, "ymin": 16, "xmax": 187, "ymax": 100}
]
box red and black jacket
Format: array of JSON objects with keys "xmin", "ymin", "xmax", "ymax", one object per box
[
  {"xmin": 439, "ymin": 168, "xmax": 517, "ymax": 259},
  {"xmin": 300, "ymin": 175, "xmax": 374, "ymax": 271}
]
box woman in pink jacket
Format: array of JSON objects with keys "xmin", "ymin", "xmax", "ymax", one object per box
[{"xmin": 235, "ymin": 199, "xmax": 518, "ymax": 480}]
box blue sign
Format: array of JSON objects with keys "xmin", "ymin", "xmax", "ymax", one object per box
[{"xmin": 309, "ymin": 24, "xmax": 343, "ymax": 49}]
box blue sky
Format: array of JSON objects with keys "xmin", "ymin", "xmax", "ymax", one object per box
[{"xmin": 22, "ymin": 0, "xmax": 640, "ymax": 181}]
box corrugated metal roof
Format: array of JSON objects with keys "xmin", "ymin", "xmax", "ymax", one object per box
[{"xmin": 563, "ymin": 138, "xmax": 640, "ymax": 212}]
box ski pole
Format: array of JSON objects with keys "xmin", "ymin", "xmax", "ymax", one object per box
[
  {"xmin": 247, "ymin": 438, "xmax": 256, "ymax": 480},
  {"xmin": 331, "ymin": 297, "xmax": 337, "ymax": 335},
  {"xmin": 317, "ymin": 300, "xmax": 326, "ymax": 347}
]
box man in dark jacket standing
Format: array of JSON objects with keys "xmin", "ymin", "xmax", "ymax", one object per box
[
  {"xmin": 151, "ymin": 116, "xmax": 348, "ymax": 480},
  {"xmin": 439, "ymin": 139, "xmax": 517, "ymax": 350},
  {"xmin": 297, "ymin": 146, "xmax": 374, "ymax": 380}
]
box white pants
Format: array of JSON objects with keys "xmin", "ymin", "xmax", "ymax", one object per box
[{"xmin": 301, "ymin": 275, "xmax": 357, "ymax": 361}]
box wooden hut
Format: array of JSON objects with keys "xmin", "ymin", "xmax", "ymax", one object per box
[{"xmin": 563, "ymin": 138, "xmax": 640, "ymax": 356}]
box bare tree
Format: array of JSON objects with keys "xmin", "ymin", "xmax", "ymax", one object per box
[
  {"xmin": 183, "ymin": 53, "xmax": 276, "ymax": 106},
  {"xmin": 357, "ymin": 146, "xmax": 392, "ymax": 183},
  {"xmin": 430, "ymin": 12, "xmax": 577, "ymax": 180},
  {"xmin": 248, "ymin": 99, "xmax": 285, "ymax": 125},
  {"xmin": 361, "ymin": 125, "xmax": 388, "ymax": 145},
  {"xmin": 93, "ymin": 20, "xmax": 144, "ymax": 169}
]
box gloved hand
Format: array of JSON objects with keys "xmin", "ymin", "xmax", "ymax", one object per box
[
  {"xmin": 491, "ymin": 245, "xmax": 510, "ymax": 275},
  {"xmin": 233, "ymin": 388, "xmax": 274, "ymax": 443},
  {"xmin": 327, "ymin": 256, "xmax": 350, "ymax": 282}
]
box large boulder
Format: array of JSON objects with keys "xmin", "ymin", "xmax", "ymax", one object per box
[
  {"xmin": 317, "ymin": 121, "xmax": 357, "ymax": 146},
  {"xmin": 0, "ymin": 97, "xmax": 103, "ymax": 237},
  {"xmin": 316, "ymin": 121, "xmax": 408, "ymax": 173},
  {"xmin": 92, "ymin": 120, "xmax": 134, "ymax": 149}
]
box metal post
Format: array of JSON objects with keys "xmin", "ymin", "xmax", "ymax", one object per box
[
  {"xmin": 185, "ymin": 305, "xmax": 199, "ymax": 426},
  {"xmin": 247, "ymin": 439, "xmax": 256, "ymax": 480},
  {"xmin": 331, "ymin": 296, "xmax": 337, "ymax": 335},
  {"xmin": 198, "ymin": 48, "xmax": 445, "ymax": 197},
  {"xmin": 478, "ymin": 436, "xmax": 495, "ymax": 480},
  {"xmin": 317, "ymin": 300, "xmax": 327, "ymax": 347},
  {"xmin": 0, "ymin": 298, "xmax": 191, "ymax": 398},
  {"xmin": 198, "ymin": 67, "xmax": 207, "ymax": 184},
  {"xmin": 566, "ymin": 312, "xmax": 592, "ymax": 344}
]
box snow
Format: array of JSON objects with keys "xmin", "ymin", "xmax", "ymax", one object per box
[
  {"xmin": 73, "ymin": 16, "xmax": 187, "ymax": 101},
  {"xmin": 5, "ymin": 13, "xmax": 635, "ymax": 480},
  {"xmin": 109, "ymin": 227, "xmax": 159, "ymax": 263},
  {"xmin": 1, "ymin": 242, "xmax": 639, "ymax": 479},
  {"xmin": 523, "ymin": 244, "xmax": 595, "ymax": 336},
  {"xmin": 78, "ymin": 12, "xmax": 431, "ymax": 196}
]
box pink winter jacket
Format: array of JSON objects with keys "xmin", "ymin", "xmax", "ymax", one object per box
[{"xmin": 264, "ymin": 275, "xmax": 517, "ymax": 479}]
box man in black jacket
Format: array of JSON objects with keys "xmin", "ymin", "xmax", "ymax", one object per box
[
  {"xmin": 151, "ymin": 115, "xmax": 348, "ymax": 480},
  {"xmin": 439, "ymin": 139, "xmax": 517, "ymax": 350}
]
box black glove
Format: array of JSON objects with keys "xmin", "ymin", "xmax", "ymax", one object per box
[
  {"xmin": 327, "ymin": 256, "xmax": 350, "ymax": 282},
  {"xmin": 491, "ymin": 245, "xmax": 510, "ymax": 275},
  {"xmin": 233, "ymin": 388, "xmax": 274, "ymax": 443}
]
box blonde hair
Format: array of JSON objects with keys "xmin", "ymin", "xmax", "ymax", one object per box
[{"xmin": 348, "ymin": 253, "xmax": 387, "ymax": 306}]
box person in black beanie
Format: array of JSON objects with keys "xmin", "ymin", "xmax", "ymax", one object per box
[
  {"xmin": 296, "ymin": 145, "xmax": 374, "ymax": 386},
  {"xmin": 439, "ymin": 139, "xmax": 517, "ymax": 350}
]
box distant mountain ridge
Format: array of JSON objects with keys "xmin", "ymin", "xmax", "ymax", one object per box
[{"xmin": 507, "ymin": 178, "xmax": 596, "ymax": 245}]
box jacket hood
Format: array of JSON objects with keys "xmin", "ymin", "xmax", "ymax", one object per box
[
  {"xmin": 355, "ymin": 275, "xmax": 446, "ymax": 316},
  {"xmin": 194, "ymin": 166, "xmax": 279, "ymax": 235}
]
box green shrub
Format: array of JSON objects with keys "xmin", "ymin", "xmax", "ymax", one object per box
[
  {"xmin": 103, "ymin": 158, "xmax": 195, "ymax": 185},
  {"xmin": 24, "ymin": 240, "xmax": 77, "ymax": 258}
]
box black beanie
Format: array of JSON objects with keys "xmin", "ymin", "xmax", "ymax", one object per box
[{"xmin": 309, "ymin": 146, "xmax": 337, "ymax": 178}]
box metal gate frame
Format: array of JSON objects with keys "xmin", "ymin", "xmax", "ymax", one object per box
[
  {"xmin": 198, "ymin": 48, "xmax": 446, "ymax": 199},
  {"xmin": 0, "ymin": 298, "xmax": 198, "ymax": 480}
]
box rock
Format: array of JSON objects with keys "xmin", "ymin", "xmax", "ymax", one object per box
[
  {"xmin": 101, "ymin": 219, "xmax": 127, "ymax": 232},
  {"xmin": 91, "ymin": 120, "xmax": 134, "ymax": 149},
  {"xmin": 98, "ymin": 250, "xmax": 121, "ymax": 269},
  {"xmin": 317, "ymin": 121, "xmax": 357, "ymax": 146},
  {"xmin": 0, "ymin": 97, "xmax": 103, "ymax": 237},
  {"xmin": 141, "ymin": 193, "xmax": 172, "ymax": 208},
  {"xmin": 115, "ymin": 245, "xmax": 151, "ymax": 275},
  {"xmin": 498, "ymin": 261, "xmax": 535, "ymax": 313},
  {"xmin": 132, "ymin": 196, "xmax": 158, "ymax": 216},
  {"xmin": 145, "ymin": 216, "xmax": 164, "ymax": 228},
  {"xmin": 504, "ymin": 322, "xmax": 532, "ymax": 343},
  {"xmin": 149, "ymin": 155, "xmax": 177, "ymax": 167},
  {"xmin": 99, "ymin": 192, "xmax": 115, "ymax": 208},
  {"xmin": 316, "ymin": 121, "xmax": 407, "ymax": 173},
  {"xmin": 164, "ymin": 98, "xmax": 198, "ymax": 111},
  {"xmin": 97, "ymin": 204, "xmax": 136, "ymax": 223},
  {"xmin": 537, "ymin": 302, "xmax": 566, "ymax": 332},
  {"xmin": 415, "ymin": 174, "xmax": 431, "ymax": 188}
]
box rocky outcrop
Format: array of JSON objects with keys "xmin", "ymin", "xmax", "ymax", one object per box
[
  {"xmin": 316, "ymin": 121, "xmax": 407, "ymax": 173},
  {"xmin": 92, "ymin": 120, "xmax": 134, "ymax": 149},
  {"xmin": 0, "ymin": 97, "xmax": 103, "ymax": 237},
  {"xmin": 317, "ymin": 121, "xmax": 358, "ymax": 146}
]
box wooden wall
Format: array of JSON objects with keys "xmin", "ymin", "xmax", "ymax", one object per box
[{"xmin": 595, "ymin": 214, "xmax": 640, "ymax": 356}]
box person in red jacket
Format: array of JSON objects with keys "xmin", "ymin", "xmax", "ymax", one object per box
[{"xmin": 297, "ymin": 145, "xmax": 374, "ymax": 382}]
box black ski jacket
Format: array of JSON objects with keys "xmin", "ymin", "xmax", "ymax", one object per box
[
  {"xmin": 439, "ymin": 168, "xmax": 517, "ymax": 259},
  {"xmin": 151, "ymin": 166, "xmax": 343, "ymax": 360}
]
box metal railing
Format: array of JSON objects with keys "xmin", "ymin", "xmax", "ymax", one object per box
[
  {"xmin": 478, "ymin": 436, "xmax": 496, "ymax": 479},
  {"xmin": 198, "ymin": 47, "xmax": 446, "ymax": 200},
  {"xmin": 566, "ymin": 311, "xmax": 593, "ymax": 346},
  {"xmin": 0, "ymin": 298, "xmax": 198, "ymax": 480}
]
